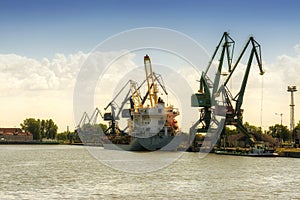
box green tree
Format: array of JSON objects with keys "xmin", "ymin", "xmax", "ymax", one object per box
[
  {"xmin": 45, "ymin": 119, "xmax": 58, "ymax": 139},
  {"xmin": 56, "ymin": 131, "xmax": 78, "ymax": 143},
  {"xmin": 224, "ymin": 126, "xmax": 239, "ymax": 135},
  {"xmin": 20, "ymin": 118, "xmax": 58, "ymax": 140},
  {"xmin": 40, "ymin": 119, "xmax": 46, "ymax": 139},
  {"xmin": 20, "ymin": 118, "xmax": 41, "ymax": 140},
  {"xmin": 267, "ymin": 124, "xmax": 290, "ymax": 142},
  {"xmin": 295, "ymin": 121, "xmax": 300, "ymax": 132},
  {"xmin": 56, "ymin": 131, "xmax": 68, "ymax": 141},
  {"xmin": 244, "ymin": 122, "xmax": 262, "ymax": 134}
]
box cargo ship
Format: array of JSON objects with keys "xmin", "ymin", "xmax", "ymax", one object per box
[{"xmin": 98, "ymin": 55, "xmax": 181, "ymax": 151}]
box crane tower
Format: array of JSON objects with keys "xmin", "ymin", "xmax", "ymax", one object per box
[{"xmin": 288, "ymin": 85, "xmax": 297, "ymax": 142}]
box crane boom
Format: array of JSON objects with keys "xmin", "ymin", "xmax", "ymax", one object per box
[
  {"xmin": 144, "ymin": 54, "xmax": 158, "ymax": 107},
  {"xmin": 204, "ymin": 32, "xmax": 235, "ymax": 75},
  {"xmin": 226, "ymin": 37, "xmax": 264, "ymax": 118},
  {"xmin": 223, "ymin": 36, "xmax": 264, "ymax": 144},
  {"xmin": 130, "ymin": 80, "xmax": 142, "ymax": 111}
]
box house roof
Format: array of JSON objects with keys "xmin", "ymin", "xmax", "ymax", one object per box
[{"xmin": 0, "ymin": 128, "xmax": 32, "ymax": 136}]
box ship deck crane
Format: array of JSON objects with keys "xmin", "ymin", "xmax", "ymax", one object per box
[
  {"xmin": 103, "ymin": 80, "xmax": 138, "ymax": 135},
  {"xmin": 144, "ymin": 54, "xmax": 159, "ymax": 107}
]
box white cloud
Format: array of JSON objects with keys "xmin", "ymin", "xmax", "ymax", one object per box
[
  {"xmin": 0, "ymin": 52, "xmax": 88, "ymax": 93},
  {"xmin": 0, "ymin": 51, "xmax": 139, "ymax": 131}
]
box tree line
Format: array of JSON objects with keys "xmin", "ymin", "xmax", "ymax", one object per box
[
  {"xmin": 20, "ymin": 118, "xmax": 58, "ymax": 140},
  {"xmin": 20, "ymin": 117, "xmax": 300, "ymax": 144},
  {"xmin": 225, "ymin": 121, "xmax": 300, "ymax": 143}
]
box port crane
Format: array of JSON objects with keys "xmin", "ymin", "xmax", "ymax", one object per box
[
  {"xmin": 191, "ymin": 32, "xmax": 264, "ymax": 146},
  {"xmin": 102, "ymin": 79, "xmax": 140, "ymax": 136},
  {"xmin": 192, "ymin": 32, "xmax": 235, "ymax": 132},
  {"xmin": 76, "ymin": 107, "xmax": 104, "ymax": 129},
  {"xmin": 222, "ymin": 36, "xmax": 264, "ymax": 143}
]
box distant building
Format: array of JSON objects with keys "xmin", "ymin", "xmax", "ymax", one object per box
[{"xmin": 0, "ymin": 128, "xmax": 33, "ymax": 142}]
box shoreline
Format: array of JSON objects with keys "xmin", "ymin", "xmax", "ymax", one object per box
[
  {"xmin": 0, "ymin": 141, "xmax": 60, "ymax": 145},
  {"xmin": 1, "ymin": 142, "xmax": 300, "ymax": 158}
]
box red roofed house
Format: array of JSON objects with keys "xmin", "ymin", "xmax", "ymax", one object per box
[{"xmin": 0, "ymin": 128, "xmax": 33, "ymax": 142}]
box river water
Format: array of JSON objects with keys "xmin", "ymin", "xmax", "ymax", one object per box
[{"xmin": 0, "ymin": 145, "xmax": 299, "ymax": 199}]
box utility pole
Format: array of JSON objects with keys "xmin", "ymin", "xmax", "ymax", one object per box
[{"xmin": 287, "ymin": 86, "xmax": 297, "ymax": 143}]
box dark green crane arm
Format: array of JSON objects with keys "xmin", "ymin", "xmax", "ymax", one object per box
[
  {"xmin": 206, "ymin": 32, "xmax": 235, "ymax": 75},
  {"xmin": 234, "ymin": 48, "xmax": 255, "ymax": 115},
  {"xmin": 204, "ymin": 32, "xmax": 227, "ymax": 75},
  {"xmin": 227, "ymin": 36, "xmax": 264, "ymax": 116},
  {"xmin": 212, "ymin": 43, "xmax": 226, "ymax": 97},
  {"xmin": 201, "ymin": 32, "xmax": 235, "ymax": 93},
  {"xmin": 224, "ymin": 37, "xmax": 264, "ymax": 87}
]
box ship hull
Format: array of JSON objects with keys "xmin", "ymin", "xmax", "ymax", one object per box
[{"xmin": 103, "ymin": 134, "xmax": 182, "ymax": 151}]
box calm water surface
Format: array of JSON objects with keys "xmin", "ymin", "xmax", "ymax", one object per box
[{"xmin": 0, "ymin": 145, "xmax": 299, "ymax": 199}]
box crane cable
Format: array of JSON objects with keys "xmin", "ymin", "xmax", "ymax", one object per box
[{"xmin": 260, "ymin": 75, "xmax": 264, "ymax": 131}]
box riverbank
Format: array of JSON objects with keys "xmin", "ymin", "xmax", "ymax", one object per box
[
  {"xmin": 0, "ymin": 140, "xmax": 59, "ymax": 145},
  {"xmin": 276, "ymin": 148, "xmax": 300, "ymax": 158},
  {"xmin": 2, "ymin": 142, "xmax": 300, "ymax": 158}
]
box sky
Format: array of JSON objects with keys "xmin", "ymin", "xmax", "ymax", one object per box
[{"xmin": 0, "ymin": 0, "xmax": 299, "ymax": 132}]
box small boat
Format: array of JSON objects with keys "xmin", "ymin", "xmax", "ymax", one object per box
[{"xmin": 215, "ymin": 143, "xmax": 278, "ymax": 157}]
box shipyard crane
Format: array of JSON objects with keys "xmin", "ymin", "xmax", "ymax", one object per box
[
  {"xmin": 76, "ymin": 107, "xmax": 104, "ymax": 129},
  {"xmin": 221, "ymin": 36, "xmax": 264, "ymax": 144},
  {"xmin": 192, "ymin": 32, "xmax": 235, "ymax": 132},
  {"xmin": 75, "ymin": 107, "xmax": 105, "ymax": 144},
  {"xmin": 191, "ymin": 32, "xmax": 264, "ymax": 146},
  {"xmin": 102, "ymin": 80, "xmax": 139, "ymax": 135}
]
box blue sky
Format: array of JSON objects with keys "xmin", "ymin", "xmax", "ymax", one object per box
[
  {"xmin": 0, "ymin": 0, "xmax": 300, "ymax": 131},
  {"xmin": 0, "ymin": 0, "xmax": 299, "ymax": 61}
]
